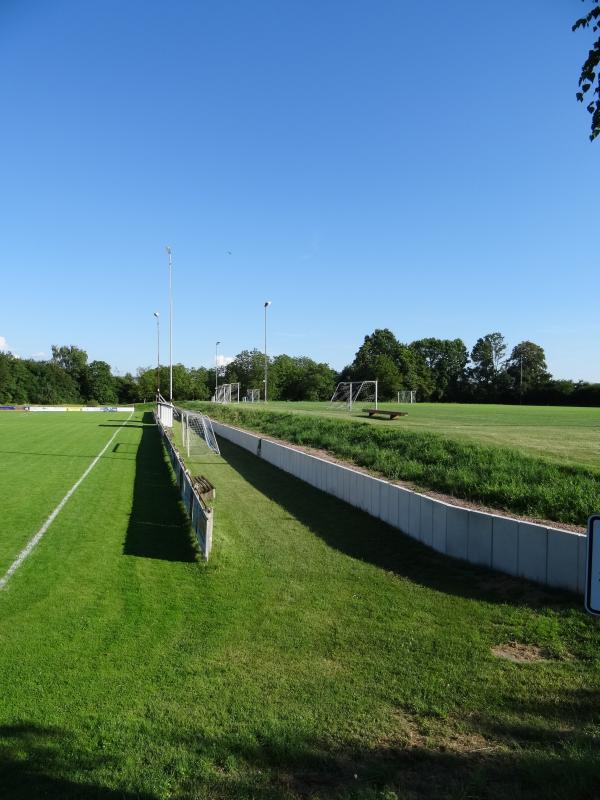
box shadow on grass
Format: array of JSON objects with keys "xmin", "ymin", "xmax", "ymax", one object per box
[
  {"xmin": 217, "ymin": 437, "xmax": 578, "ymax": 610},
  {"xmin": 0, "ymin": 723, "xmax": 157, "ymax": 800},
  {"xmin": 2, "ymin": 711, "xmax": 598, "ymax": 800},
  {"xmin": 123, "ymin": 412, "xmax": 197, "ymax": 563},
  {"xmin": 171, "ymin": 690, "xmax": 600, "ymax": 800}
]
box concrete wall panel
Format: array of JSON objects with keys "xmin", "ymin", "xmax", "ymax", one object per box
[
  {"xmin": 408, "ymin": 493, "xmax": 421, "ymax": 539},
  {"xmin": 420, "ymin": 497, "xmax": 434, "ymax": 547},
  {"xmin": 547, "ymin": 528, "xmax": 581, "ymax": 593},
  {"xmin": 492, "ymin": 517, "xmax": 519, "ymax": 576},
  {"xmin": 446, "ymin": 506, "xmax": 469, "ymax": 560},
  {"xmin": 468, "ymin": 511, "xmax": 493, "ymax": 568},
  {"xmin": 397, "ymin": 488, "xmax": 410, "ymax": 534},
  {"xmin": 432, "ymin": 503, "xmax": 447, "ymax": 553},
  {"xmin": 517, "ymin": 523, "xmax": 547, "ymax": 584}
]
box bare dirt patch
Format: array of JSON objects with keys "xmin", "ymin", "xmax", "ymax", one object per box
[{"xmin": 491, "ymin": 642, "xmax": 548, "ymax": 663}]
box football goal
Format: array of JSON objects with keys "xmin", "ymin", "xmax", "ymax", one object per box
[
  {"xmin": 397, "ymin": 390, "xmax": 416, "ymax": 403},
  {"xmin": 213, "ymin": 383, "xmax": 240, "ymax": 404},
  {"xmin": 180, "ymin": 409, "xmax": 220, "ymax": 457},
  {"xmin": 330, "ymin": 380, "xmax": 378, "ymax": 411},
  {"xmin": 244, "ymin": 388, "xmax": 260, "ymax": 403}
]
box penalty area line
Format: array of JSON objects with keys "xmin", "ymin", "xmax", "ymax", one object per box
[{"xmin": 0, "ymin": 410, "xmax": 134, "ymax": 592}]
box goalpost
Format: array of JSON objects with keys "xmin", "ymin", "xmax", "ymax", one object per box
[
  {"xmin": 180, "ymin": 409, "xmax": 220, "ymax": 457},
  {"xmin": 213, "ymin": 383, "xmax": 240, "ymax": 404},
  {"xmin": 245, "ymin": 388, "xmax": 260, "ymax": 403},
  {"xmin": 397, "ymin": 390, "xmax": 416, "ymax": 404},
  {"xmin": 330, "ymin": 380, "xmax": 378, "ymax": 411}
]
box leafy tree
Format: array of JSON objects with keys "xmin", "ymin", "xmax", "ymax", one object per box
[
  {"xmin": 410, "ymin": 338, "xmax": 469, "ymax": 400},
  {"xmin": 506, "ymin": 341, "xmax": 551, "ymax": 396},
  {"xmin": 51, "ymin": 345, "xmax": 88, "ymax": 388},
  {"xmin": 470, "ymin": 332, "xmax": 507, "ymax": 391},
  {"xmin": 188, "ymin": 367, "xmax": 210, "ymax": 400},
  {"xmin": 574, "ymin": 0, "xmax": 600, "ymax": 140},
  {"xmin": 350, "ymin": 329, "xmax": 431, "ymax": 396},
  {"xmin": 371, "ymin": 354, "xmax": 403, "ymax": 400},
  {"xmin": 115, "ymin": 373, "xmax": 138, "ymax": 405},
  {"xmin": 351, "ymin": 329, "xmax": 405, "ymax": 376},
  {"xmin": 83, "ymin": 361, "xmax": 117, "ymax": 404},
  {"xmin": 270, "ymin": 355, "xmax": 336, "ymax": 401},
  {"xmin": 224, "ymin": 350, "xmax": 267, "ymax": 396}
]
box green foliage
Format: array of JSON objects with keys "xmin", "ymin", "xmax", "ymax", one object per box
[
  {"xmin": 348, "ymin": 328, "xmax": 432, "ymax": 397},
  {"xmin": 51, "ymin": 344, "xmax": 88, "ymax": 382},
  {"xmin": 83, "ymin": 360, "xmax": 117, "ymax": 404},
  {"xmin": 470, "ymin": 332, "xmax": 507, "ymax": 389},
  {"xmin": 410, "ymin": 338, "xmax": 469, "ymax": 400},
  {"xmin": 223, "ymin": 349, "xmax": 266, "ymax": 396},
  {"xmin": 573, "ymin": 0, "xmax": 600, "ymax": 140},
  {"xmin": 506, "ymin": 341, "xmax": 551, "ymax": 395},
  {"xmin": 270, "ymin": 354, "xmax": 336, "ymax": 400},
  {"xmin": 194, "ymin": 404, "xmax": 600, "ymax": 525}
]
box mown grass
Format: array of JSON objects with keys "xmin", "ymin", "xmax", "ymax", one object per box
[
  {"xmin": 0, "ymin": 410, "xmax": 134, "ymax": 574},
  {"xmin": 198, "ymin": 401, "xmax": 600, "ymax": 470},
  {"xmin": 183, "ymin": 404, "xmax": 600, "ymax": 526},
  {"xmin": 1, "ymin": 411, "xmax": 600, "ymax": 798}
]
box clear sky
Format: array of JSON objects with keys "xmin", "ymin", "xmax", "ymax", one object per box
[{"xmin": 0, "ymin": 1, "xmax": 598, "ymax": 380}]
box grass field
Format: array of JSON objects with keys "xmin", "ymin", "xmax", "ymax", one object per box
[
  {"xmin": 182, "ymin": 402, "xmax": 600, "ymax": 527},
  {"xmin": 2, "ymin": 409, "xmax": 600, "ymax": 799},
  {"xmin": 194, "ymin": 401, "xmax": 600, "ymax": 470}
]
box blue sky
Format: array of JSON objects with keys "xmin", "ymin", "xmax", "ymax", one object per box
[{"xmin": 0, "ymin": 0, "xmax": 598, "ymax": 380}]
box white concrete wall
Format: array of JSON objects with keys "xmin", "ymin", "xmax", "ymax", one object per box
[{"xmin": 211, "ymin": 420, "xmax": 586, "ymax": 595}]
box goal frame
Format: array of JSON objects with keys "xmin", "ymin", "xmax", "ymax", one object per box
[
  {"xmin": 213, "ymin": 382, "xmax": 240, "ymax": 404},
  {"xmin": 330, "ymin": 380, "xmax": 378, "ymax": 411}
]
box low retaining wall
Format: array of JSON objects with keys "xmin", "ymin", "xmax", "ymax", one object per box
[
  {"xmin": 156, "ymin": 413, "xmax": 213, "ymax": 560},
  {"xmin": 211, "ymin": 419, "xmax": 586, "ymax": 595}
]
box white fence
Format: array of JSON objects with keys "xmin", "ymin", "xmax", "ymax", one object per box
[
  {"xmin": 210, "ymin": 420, "xmax": 586, "ymax": 595},
  {"xmin": 155, "ymin": 412, "xmax": 213, "ymax": 560}
]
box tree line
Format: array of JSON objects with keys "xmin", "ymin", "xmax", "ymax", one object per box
[
  {"xmin": 0, "ymin": 331, "xmax": 599, "ymax": 406},
  {"xmin": 340, "ymin": 329, "xmax": 600, "ymax": 405}
]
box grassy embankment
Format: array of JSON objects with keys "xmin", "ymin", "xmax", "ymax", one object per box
[{"xmin": 181, "ymin": 402, "xmax": 600, "ymax": 526}]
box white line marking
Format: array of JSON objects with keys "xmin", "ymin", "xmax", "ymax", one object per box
[{"xmin": 0, "ymin": 411, "xmax": 134, "ymax": 591}]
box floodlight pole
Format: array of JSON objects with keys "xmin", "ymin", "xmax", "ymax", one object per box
[
  {"xmin": 520, "ymin": 354, "xmax": 523, "ymax": 404},
  {"xmin": 153, "ymin": 312, "xmax": 160, "ymax": 395},
  {"xmin": 215, "ymin": 341, "xmax": 221, "ymax": 397},
  {"xmin": 166, "ymin": 246, "xmax": 173, "ymax": 403},
  {"xmin": 264, "ymin": 301, "xmax": 271, "ymax": 402}
]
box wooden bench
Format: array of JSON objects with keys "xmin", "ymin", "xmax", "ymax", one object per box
[{"xmin": 363, "ymin": 408, "xmax": 408, "ymax": 420}]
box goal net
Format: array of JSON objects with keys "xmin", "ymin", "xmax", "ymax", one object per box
[
  {"xmin": 330, "ymin": 381, "xmax": 378, "ymax": 410},
  {"xmin": 397, "ymin": 390, "xmax": 416, "ymax": 403},
  {"xmin": 181, "ymin": 409, "xmax": 220, "ymax": 457},
  {"xmin": 213, "ymin": 383, "xmax": 240, "ymax": 403},
  {"xmin": 245, "ymin": 388, "xmax": 260, "ymax": 403}
]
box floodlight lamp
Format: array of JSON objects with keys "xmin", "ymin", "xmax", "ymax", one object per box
[
  {"xmin": 165, "ymin": 246, "xmax": 172, "ymax": 255},
  {"xmin": 264, "ymin": 300, "xmax": 272, "ymax": 308},
  {"xmin": 154, "ymin": 311, "xmax": 159, "ymax": 318}
]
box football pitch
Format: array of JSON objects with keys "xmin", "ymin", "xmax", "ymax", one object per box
[{"xmin": 2, "ymin": 410, "xmax": 600, "ymax": 799}]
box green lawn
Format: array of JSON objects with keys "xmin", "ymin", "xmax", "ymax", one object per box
[
  {"xmin": 202, "ymin": 401, "xmax": 600, "ymax": 470},
  {"xmin": 1, "ymin": 410, "xmax": 600, "ymax": 799}
]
